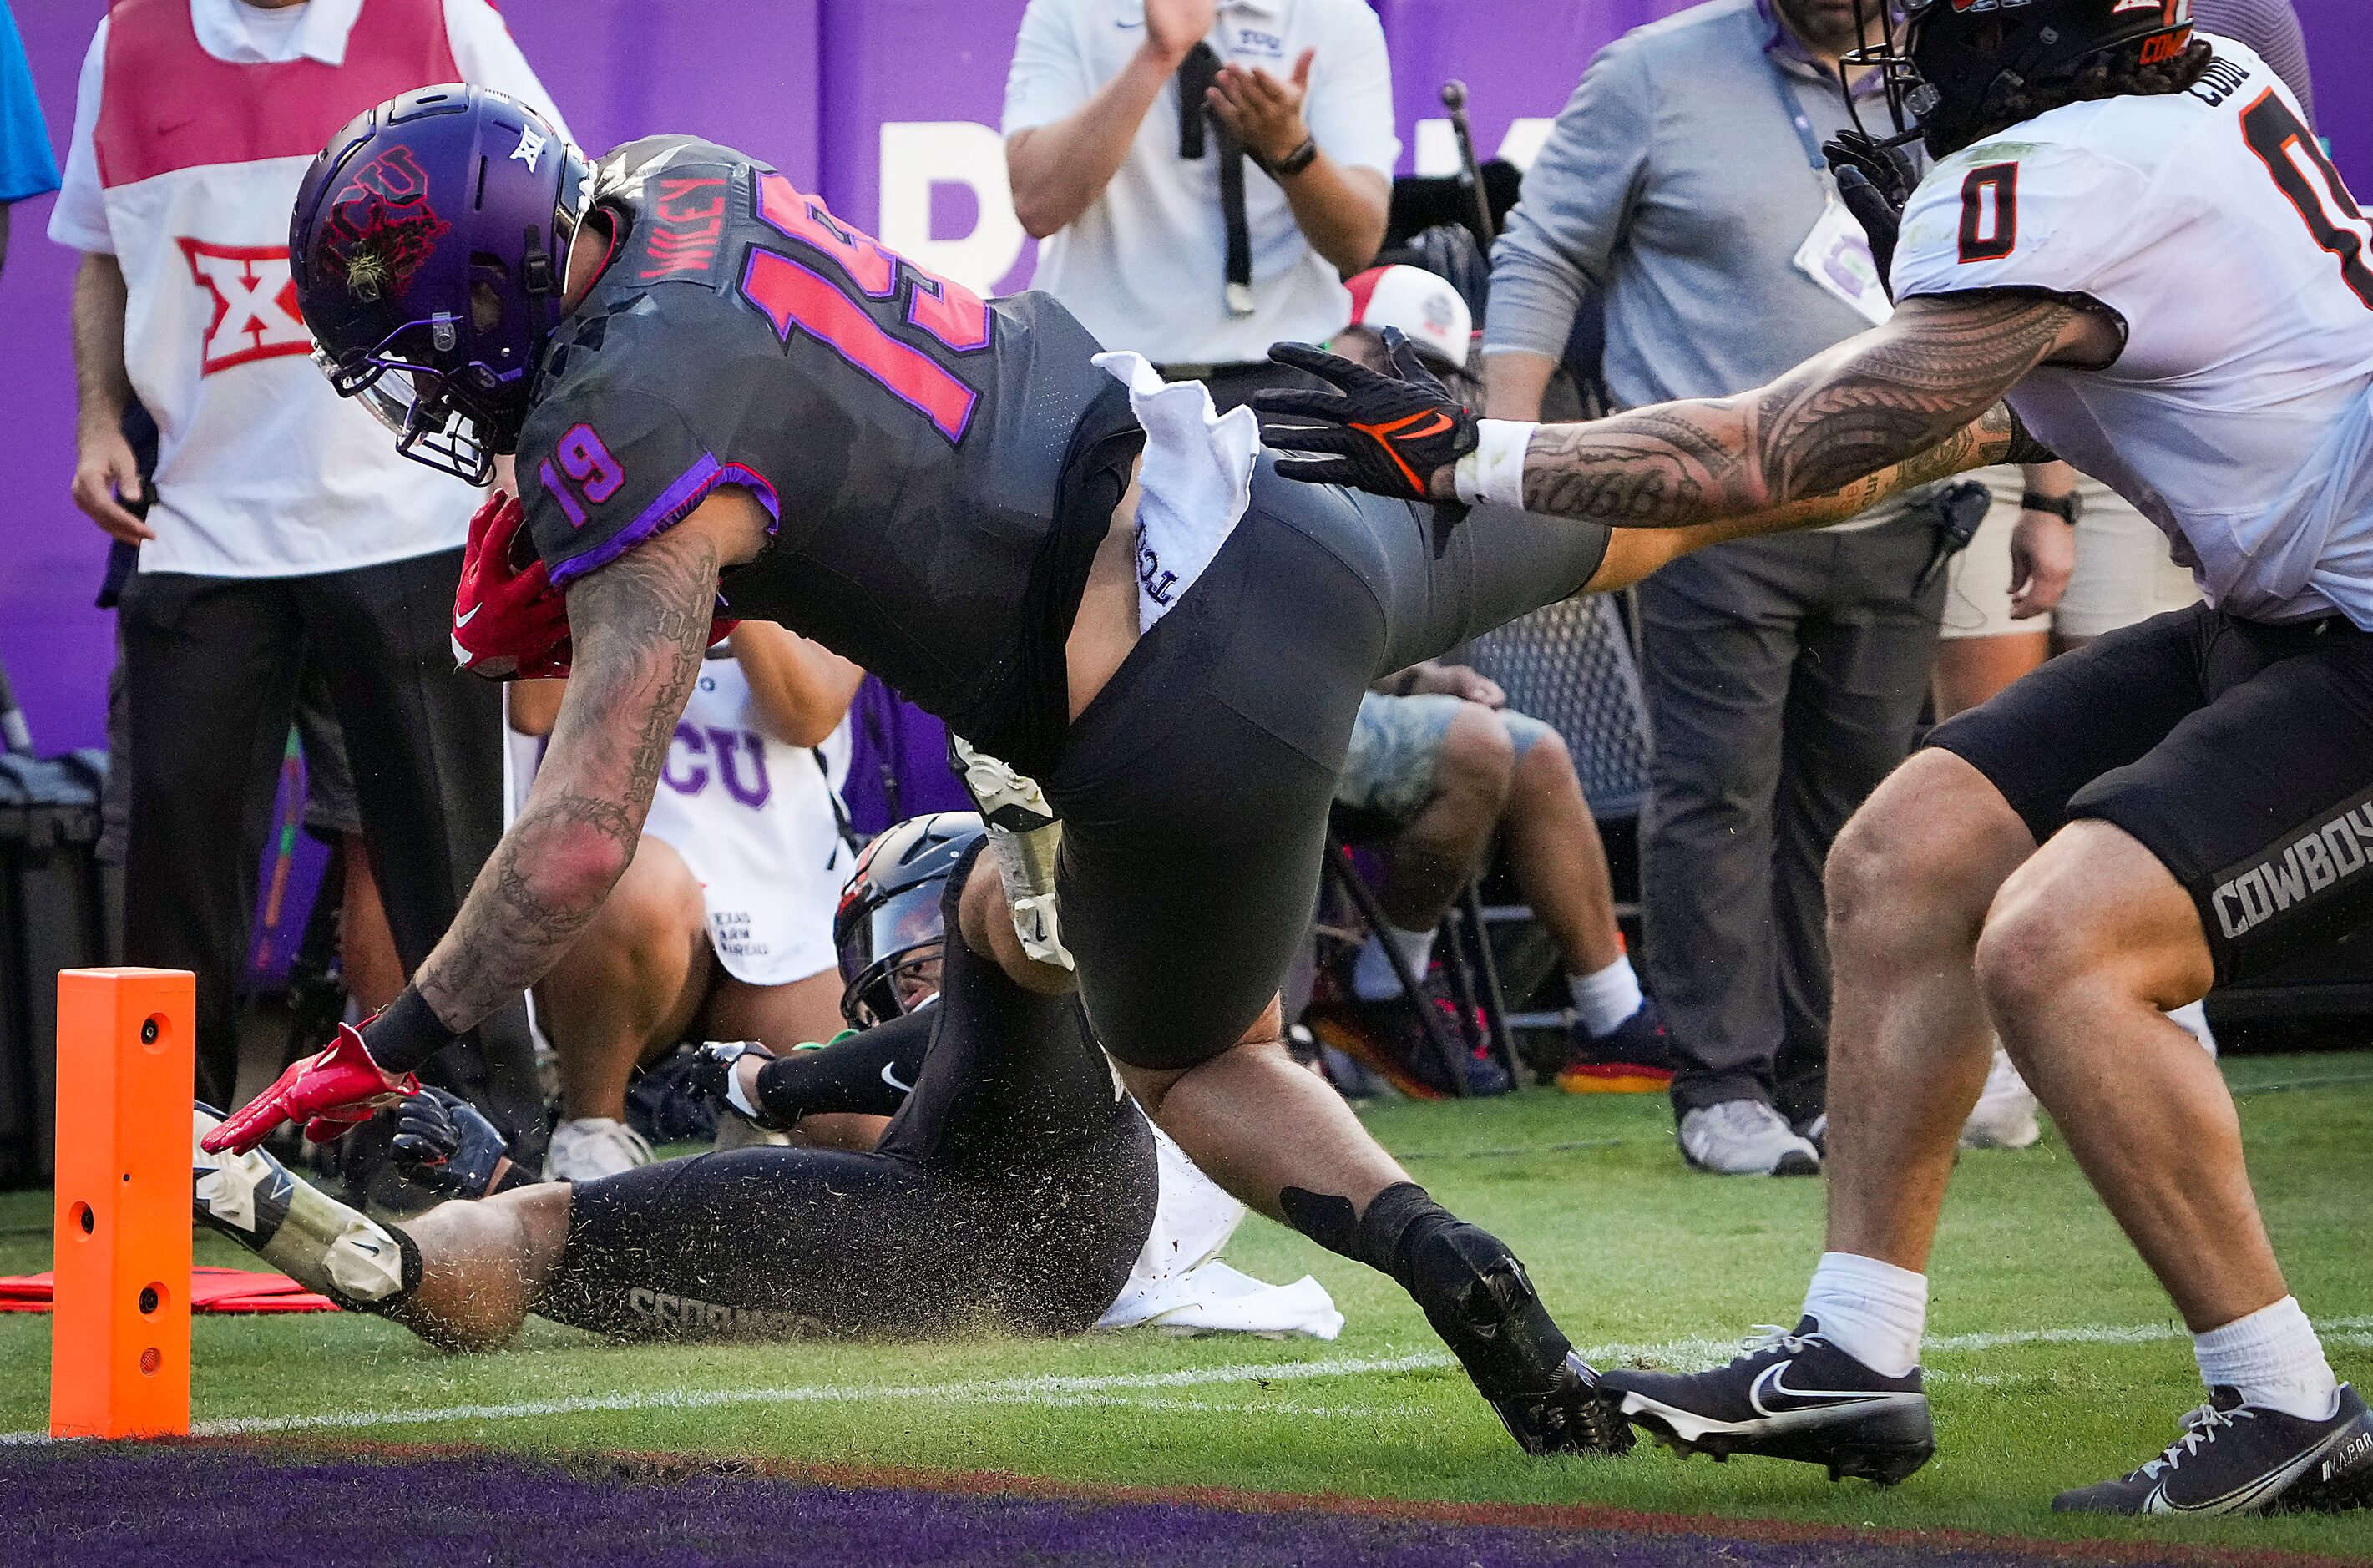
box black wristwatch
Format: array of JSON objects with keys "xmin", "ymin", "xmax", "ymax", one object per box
[
  {"xmin": 1268, "ymin": 137, "xmax": 1319, "ymax": 179},
  {"xmin": 2021, "ymin": 490, "xmax": 2082, "ymax": 525}
]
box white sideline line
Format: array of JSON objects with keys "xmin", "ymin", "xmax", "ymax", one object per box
[{"xmin": 8, "ymin": 1317, "xmax": 2370, "ymax": 1447}]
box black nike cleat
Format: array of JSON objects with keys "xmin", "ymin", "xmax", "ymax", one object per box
[
  {"xmin": 2052, "ymin": 1384, "xmax": 2373, "ymax": 1516},
  {"xmin": 1404, "ymin": 1220, "xmax": 1632, "ymax": 1457},
  {"xmin": 1597, "ymin": 1318, "xmax": 1933, "ymax": 1484}
]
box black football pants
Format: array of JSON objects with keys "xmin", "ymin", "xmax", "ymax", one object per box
[
  {"xmin": 115, "ymin": 549, "xmax": 543, "ymax": 1161},
  {"xmin": 1046, "ymin": 459, "xmax": 1614, "ymax": 1071}
]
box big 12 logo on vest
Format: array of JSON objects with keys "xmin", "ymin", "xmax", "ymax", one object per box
[{"xmin": 177, "ymin": 239, "xmax": 311, "ymax": 376}]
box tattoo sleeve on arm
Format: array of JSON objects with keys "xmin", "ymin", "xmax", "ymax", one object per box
[
  {"xmin": 1519, "ymin": 294, "xmax": 2079, "ymax": 528},
  {"xmin": 411, "ymin": 522, "xmax": 722, "ymax": 1033}
]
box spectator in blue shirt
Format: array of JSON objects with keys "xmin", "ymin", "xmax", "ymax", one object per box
[{"xmin": 0, "ymin": 0, "xmax": 61, "ymax": 279}]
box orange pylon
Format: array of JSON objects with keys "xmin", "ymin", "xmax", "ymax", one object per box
[{"xmin": 50, "ymin": 969, "xmax": 195, "ymax": 1439}]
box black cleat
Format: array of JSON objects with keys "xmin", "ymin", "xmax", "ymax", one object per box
[
  {"xmin": 1597, "ymin": 1318, "xmax": 1932, "ymax": 1484},
  {"xmin": 1404, "ymin": 1220, "xmax": 1632, "ymax": 1457},
  {"xmin": 2052, "ymin": 1384, "xmax": 2373, "ymax": 1516}
]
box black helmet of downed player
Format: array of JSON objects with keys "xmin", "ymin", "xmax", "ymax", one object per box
[
  {"xmin": 291, "ymin": 85, "xmax": 589, "ymax": 484},
  {"xmin": 835, "ymin": 812, "xmax": 988, "ymax": 1029},
  {"xmin": 1844, "ymin": 0, "xmax": 2205, "ymax": 159}
]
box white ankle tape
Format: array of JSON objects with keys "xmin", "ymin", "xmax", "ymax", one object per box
[
  {"xmin": 1452, "ymin": 420, "xmax": 1536, "ymax": 509},
  {"xmin": 325, "ymin": 1219, "xmax": 408, "ymax": 1304}
]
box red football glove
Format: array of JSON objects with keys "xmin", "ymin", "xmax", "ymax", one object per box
[
  {"xmin": 453, "ymin": 491, "xmax": 741, "ymax": 678},
  {"xmin": 199, "ymin": 1023, "xmax": 420, "ymax": 1156},
  {"xmin": 453, "ymin": 490, "xmax": 574, "ymax": 680}
]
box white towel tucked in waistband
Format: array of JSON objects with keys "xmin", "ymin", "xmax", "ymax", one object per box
[{"xmin": 1093, "ymin": 350, "xmax": 1261, "ymax": 634}]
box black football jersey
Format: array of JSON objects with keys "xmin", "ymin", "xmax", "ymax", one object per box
[{"xmin": 519, "ymin": 136, "xmax": 1134, "ymax": 749}]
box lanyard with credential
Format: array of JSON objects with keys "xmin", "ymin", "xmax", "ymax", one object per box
[{"xmin": 1764, "ymin": 53, "xmax": 1829, "ymax": 178}]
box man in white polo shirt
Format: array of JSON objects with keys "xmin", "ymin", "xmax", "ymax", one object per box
[
  {"xmin": 1004, "ymin": 0, "xmax": 1398, "ymax": 408},
  {"xmin": 51, "ymin": 0, "xmax": 565, "ymax": 1156}
]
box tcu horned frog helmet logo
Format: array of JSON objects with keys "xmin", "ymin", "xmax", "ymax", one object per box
[{"xmin": 318, "ymin": 146, "xmax": 451, "ymax": 303}]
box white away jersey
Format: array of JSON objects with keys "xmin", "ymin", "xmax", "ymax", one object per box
[{"xmin": 1892, "ymin": 38, "xmax": 2373, "ymax": 628}]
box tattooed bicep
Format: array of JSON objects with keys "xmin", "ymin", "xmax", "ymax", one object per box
[
  {"xmin": 1741, "ymin": 292, "xmax": 2080, "ymax": 503},
  {"xmin": 552, "ymin": 510, "xmax": 733, "ymax": 808}
]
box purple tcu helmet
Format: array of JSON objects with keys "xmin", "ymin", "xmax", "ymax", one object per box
[{"xmin": 291, "ymin": 85, "xmax": 589, "ymax": 484}]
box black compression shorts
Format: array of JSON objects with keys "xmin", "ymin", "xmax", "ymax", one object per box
[
  {"xmin": 534, "ymin": 847, "xmax": 1157, "ymax": 1340},
  {"xmin": 1926, "ymin": 602, "xmax": 2373, "ymax": 982},
  {"xmin": 1047, "ymin": 460, "xmax": 1613, "ymax": 1070}
]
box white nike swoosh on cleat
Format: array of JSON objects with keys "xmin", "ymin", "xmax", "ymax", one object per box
[{"xmin": 1748, "ymin": 1362, "xmax": 1905, "ymax": 1418}]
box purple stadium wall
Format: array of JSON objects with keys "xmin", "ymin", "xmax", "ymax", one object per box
[{"xmin": 1, "ymin": 0, "xmax": 2366, "ymax": 754}]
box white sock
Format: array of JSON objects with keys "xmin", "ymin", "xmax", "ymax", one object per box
[
  {"xmin": 2166, "ymin": 999, "xmax": 2218, "ymax": 1057},
  {"xmin": 2193, "ymin": 1297, "xmax": 2339, "ymax": 1420},
  {"xmin": 1569, "ymin": 954, "xmax": 1645, "ymax": 1038},
  {"xmin": 1353, "ymin": 925, "xmax": 1438, "ymax": 1001},
  {"xmin": 1801, "ymin": 1252, "xmax": 1928, "ymax": 1378}
]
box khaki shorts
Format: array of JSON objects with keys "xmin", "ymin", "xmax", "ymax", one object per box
[
  {"xmin": 1335, "ymin": 691, "xmax": 1555, "ymax": 826},
  {"xmin": 1940, "ymin": 467, "xmax": 2202, "ymax": 642}
]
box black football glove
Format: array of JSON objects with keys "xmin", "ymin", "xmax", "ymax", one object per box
[
  {"xmin": 1253, "ymin": 329, "xmax": 1480, "ymax": 502},
  {"xmin": 388, "ymin": 1086, "xmax": 534, "ymax": 1198},
  {"xmin": 1823, "ymin": 130, "xmax": 1919, "ymax": 296},
  {"xmin": 686, "ymin": 1039, "xmax": 787, "ymax": 1130}
]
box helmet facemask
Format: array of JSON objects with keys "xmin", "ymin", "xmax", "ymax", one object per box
[
  {"xmin": 1818, "ymin": 0, "xmax": 1929, "ymax": 209},
  {"xmin": 1845, "ymin": 0, "xmax": 2203, "ymax": 160},
  {"xmin": 293, "ymin": 89, "xmax": 590, "ymax": 487}
]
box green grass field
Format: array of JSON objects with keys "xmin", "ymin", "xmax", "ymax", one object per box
[{"xmin": 5, "ymin": 1054, "xmax": 2371, "ymax": 1560}]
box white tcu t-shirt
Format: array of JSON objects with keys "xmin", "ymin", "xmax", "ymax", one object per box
[
  {"xmin": 1004, "ymin": 0, "xmax": 1400, "ymax": 365},
  {"xmin": 1893, "ymin": 37, "xmax": 2373, "ymax": 629},
  {"xmin": 641, "ymin": 657, "xmax": 855, "ymax": 989}
]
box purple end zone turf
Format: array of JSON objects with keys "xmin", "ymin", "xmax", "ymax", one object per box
[{"xmin": 0, "ymin": 1446, "xmax": 2313, "ymax": 1568}]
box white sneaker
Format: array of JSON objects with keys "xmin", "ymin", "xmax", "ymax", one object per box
[
  {"xmin": 544, "ymin": 1117, "xmax": 654, "ymax": 1181},
  {"xmin": 1678, "ymin": 1099, "xmax": 1821, "ymax": 1176},
  {"xmin": 711, "ymin": 1114, "xmax": 791, "ymax": 1151},
  {"xmin": 1955, "ymin": 1044, "xmax": 2050, "ymax": 1143},
  {"xmin": 1960, "ymin": 1044, "xmax": 2041, "ymax": 1151},
  {"xmin": 2167, "ymin": 999, "xmax": 2219, "ymax": 1057}
]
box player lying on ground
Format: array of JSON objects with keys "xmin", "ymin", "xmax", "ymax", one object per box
[
  {"xmin": 205, "ymin": 87, "xmax": 2022, "ymax": 1456},
  {"xmin": 195, "ymin": 835, "xmax": 1166, "ymax": 1348},
  {"xmin": 1252, "ymin": 0, "xmax": 2373, "ymax": 1516}
]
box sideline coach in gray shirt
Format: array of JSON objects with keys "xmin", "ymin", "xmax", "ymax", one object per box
[{"xmin": 1485, "ymin": 0, "xmax": 1944, "ymax": 1176}]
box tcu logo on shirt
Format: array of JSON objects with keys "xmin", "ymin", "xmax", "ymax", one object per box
[
  {"xmin": 177, "ymin": 239, "xmax": 311, "ymax": 375},
  {"xmin": 662, "ymin": 724, "xmax": 773, "ymax": 807}
]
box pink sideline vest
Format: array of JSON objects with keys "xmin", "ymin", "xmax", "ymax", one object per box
[{"xmin": 95, "ymin": 0, "xmax": 458, "ymax": 190}]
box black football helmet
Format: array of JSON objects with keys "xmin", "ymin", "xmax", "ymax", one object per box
[
  {"xmin": 833, "ymin": 812, "xmax": 986, "ymax": 1029},
  {"xmin": 1846, "ymin": 0, "xmax": 2197, "ymax": 157}
]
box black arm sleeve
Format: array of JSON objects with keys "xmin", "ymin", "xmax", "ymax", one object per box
[{"xmin": 751, "ymin": 1009, "xmax": 932, "ymax": 1124}]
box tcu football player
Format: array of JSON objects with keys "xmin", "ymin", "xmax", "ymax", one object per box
[
  {"xmin": 1263, "ymin": 0, "xmax": 2373, "ymax": 1516},
  {"xmin": 207, "ymin": 86, "xmax": 2016, "ymax": 1456}
]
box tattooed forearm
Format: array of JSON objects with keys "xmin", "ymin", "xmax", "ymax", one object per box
[
  {"xmin": 413, "ymin": 519, "xmax": 723, "ymax": 1033},
  {"xmin": 1515, "ymin": 295, "xmax": 2078, "ymax": 529}
]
